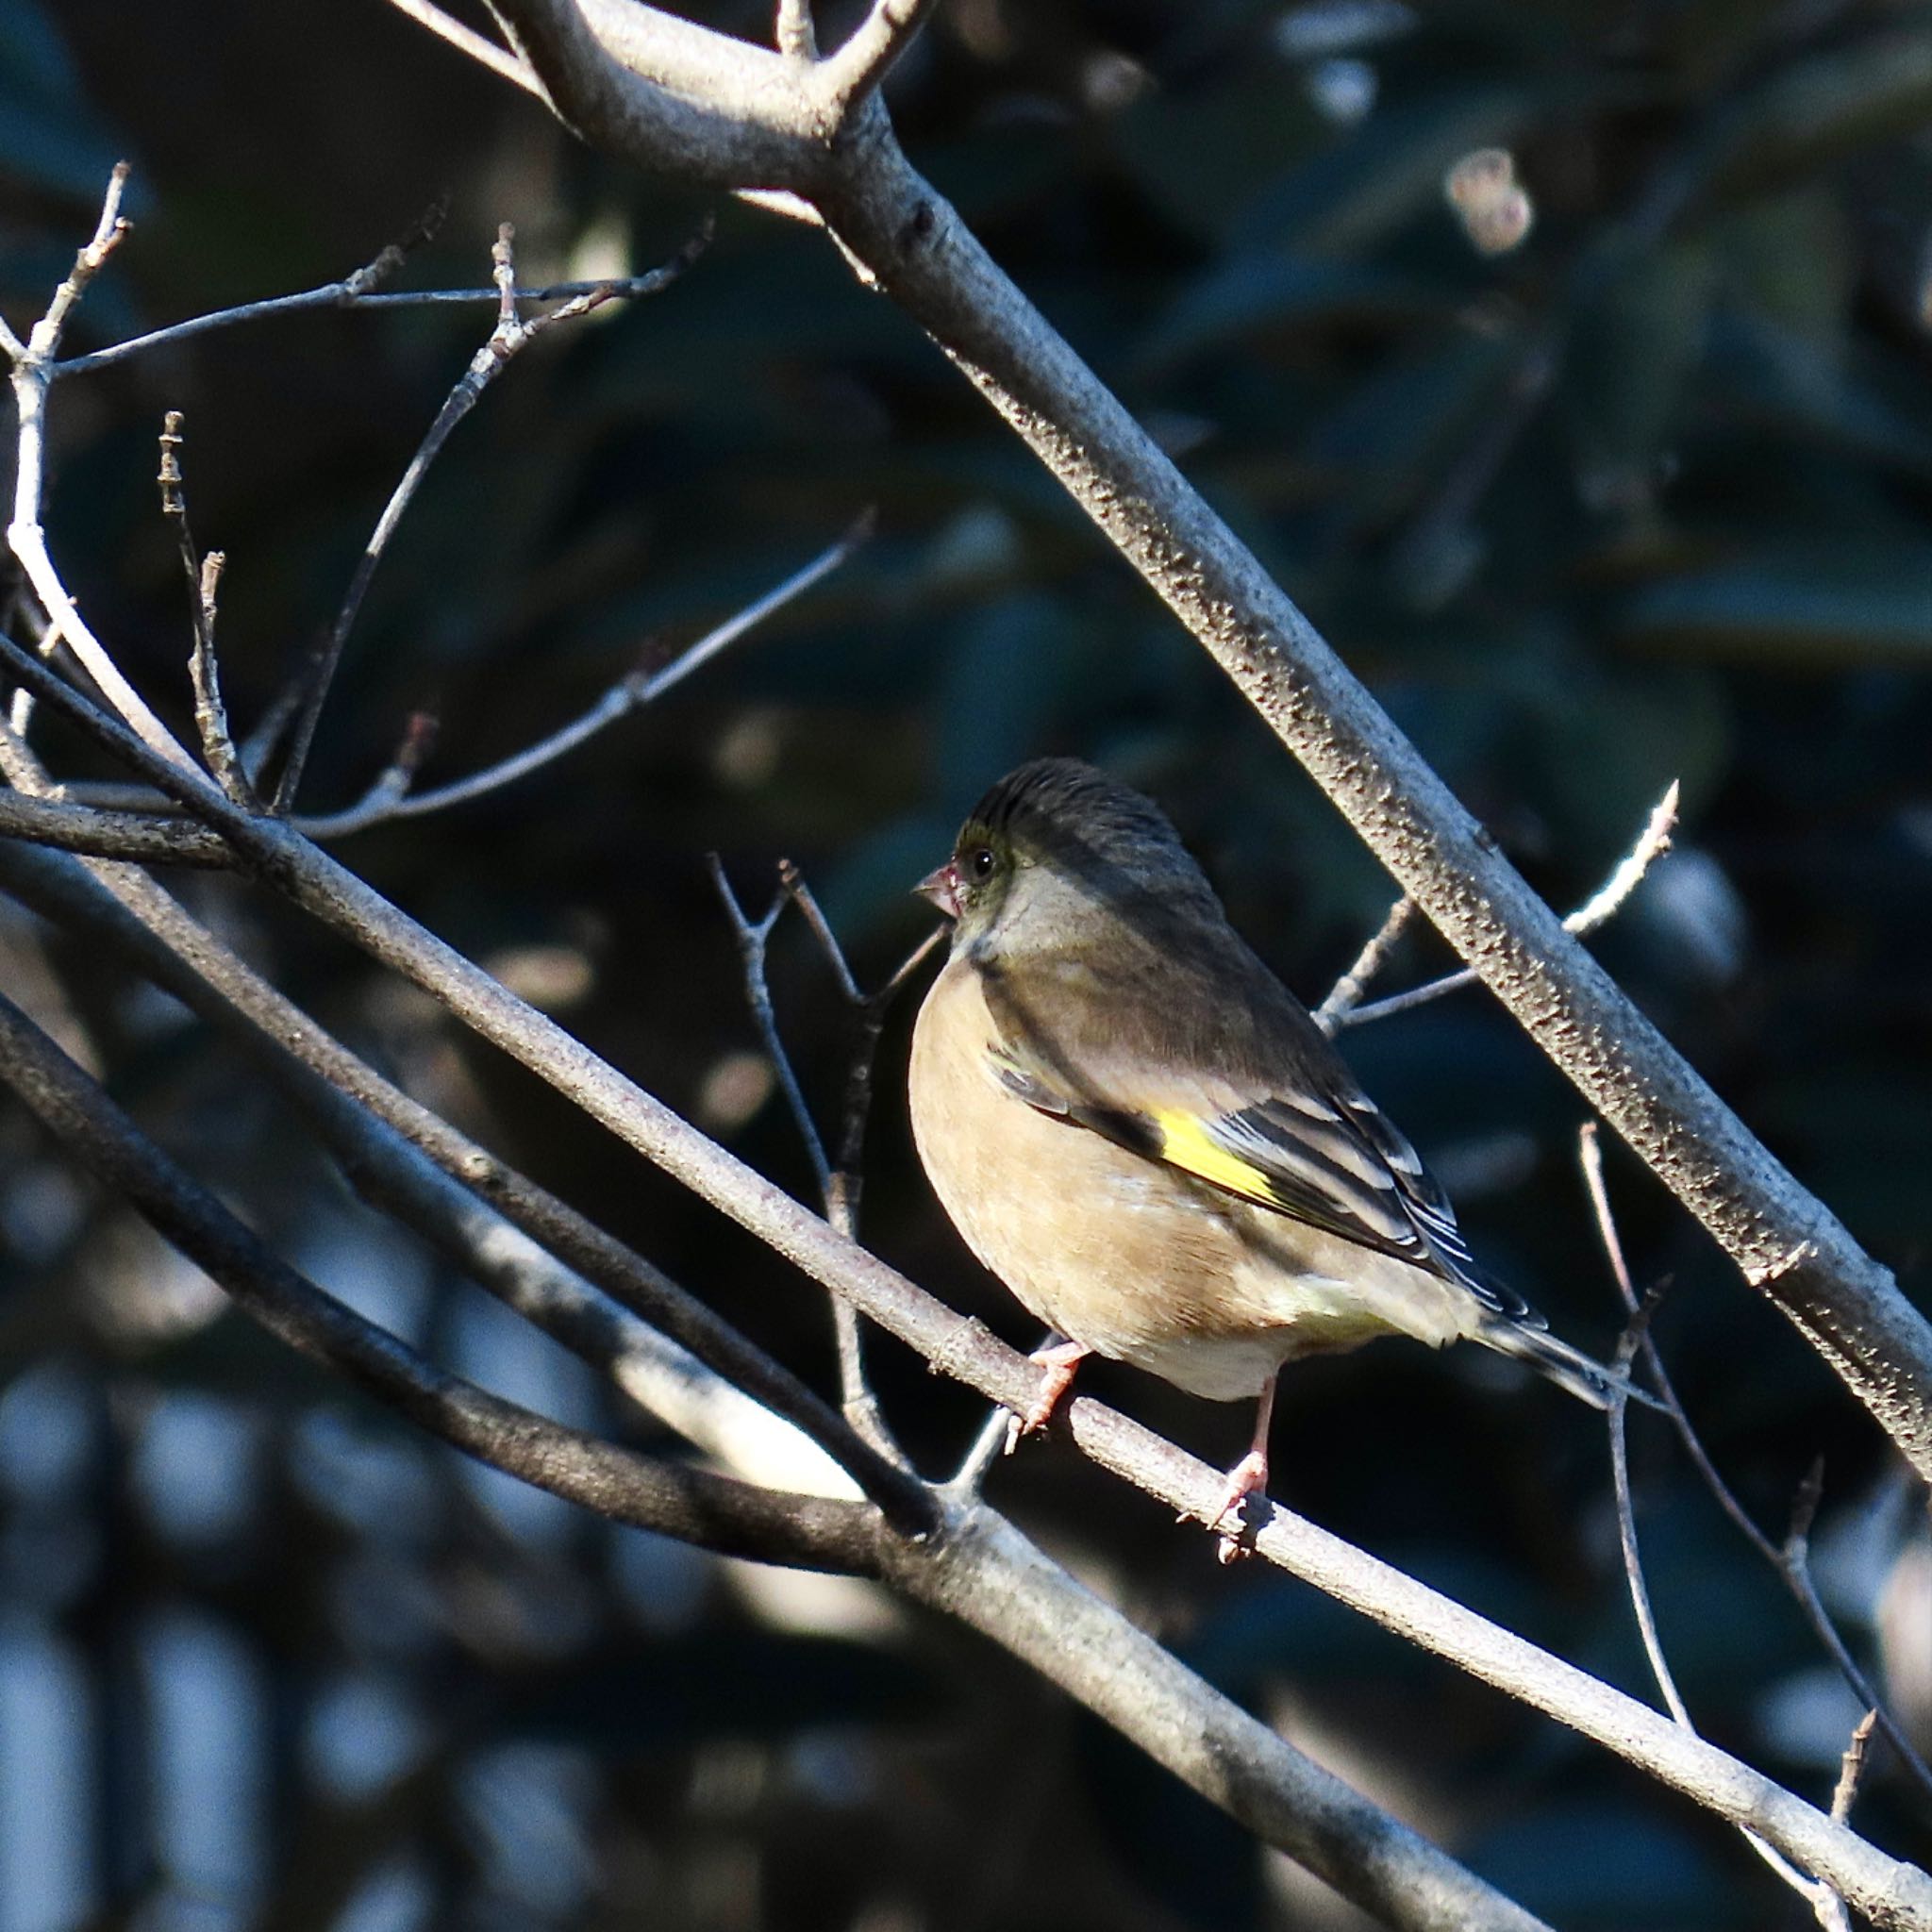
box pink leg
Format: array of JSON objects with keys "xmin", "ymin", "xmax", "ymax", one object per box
[
  {"xmin": 1213, "ymin": 1374, "xmax": 1278, "ymax": 1562},
  {"xmin": 1005, "ymin": 1338, "xmax": 1091, "ymax": 1451}
]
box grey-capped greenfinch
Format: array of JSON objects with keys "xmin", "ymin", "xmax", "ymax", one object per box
[{"xmin": 908, "ymin": 758, "xmax": 1641, "ymax": 1545}]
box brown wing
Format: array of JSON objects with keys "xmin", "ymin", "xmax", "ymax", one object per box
[{"xmin": 977, "ymin": 940, "xmax": 1538, "ymax": 1325}]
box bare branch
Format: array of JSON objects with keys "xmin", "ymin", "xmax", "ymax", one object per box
[
  {"xmin": 1607, "ymin": 1291, "xmax": 1839, "ymax": 1915},
  {"xmin": 2, "ymin": 587, "xmax": 46, "ymax": 738},
  {"xmin": 191, "ymin": 552, "xmax": 245, "ymax": 791},
  {"xmin": 1581, "ymin": 1124, "xmax": 1932, "ymax": 1814},
  {"xmin": 486, "ymin": 0, "xmax": 821, "ymax": 188},
  {"xmin": 779, "ymin": 861, "xmax": 942, "ymax": 1228},
  {"xmin": 1315, "ymin": 894, "xmax": 1415, "ymax": 1033},
  {"xmin": 53, "ymin": 198, "xmax": 441, "ymax": 377},
  {"xmin": 882, "ymin": 1504, "xmax": 1557, "ymax": 1932},
  {"xmin": 53, "ymin": 266, "xmax": 701, "ymax": 377},
  {"xmin": 295, "ymin": 512, "xmax": 853, "ymax": 839},
  {"xmin": 390, "ymin": 0, "xmax": 545, "ymax": 93},
  {"xmin": 1833, "ymin": 1711, "xmax": 1879, "ymax": 1825},
  {"xmin": 708, "ymin": 858, "xmax": 834, "ymax": 1199},
  {"xmin": 0, "ymin": 983, "xmax": 884, "ymax": 1574},
  {"xmin": 708, "ymin": 848, "xmax": 944, "ymax": 1457},
  {"xmin": 1340, "ymin": 782, "xmax": 1679, "ymax": 1029},
  {"xmin": 271, "ymin": 221, "xmax": 701, "ymax": 812},
  {"xmin": 1610, "ymin": 1291, "xmax": 1688, "ymax": 1720},
  {"xmin": 0, "ymin": 791, "xmax": 233, "ymax": 867},
  {"xmin": 708, "ymin": 853, "xmax": 907, "ymax": 1459},
  {"xmin": 157, "ymin": 412, "xmax": 256, "ymax": 807},
  {"xmin": 296, "ymin": 710, "xmax": 440, "ymax": 837},
  {"xmin": 774, "ymin": 0, "xmax": 817, "ymax": 60},
  {"xmin": 0, "ymin": 729, "xmax": 930, "ymax": 1536},
  {"xmin": 25, "ymin": 160, "xmax": 134, "ymax": 358},
  {"xmin": 5, "ymin": 168, "xmax": 203, "ymax": 779},
  {"xmin": 780, "ymin": 862, "xmax": 941, "ymax": 1444},
  {"xmin": 819, "ymin": 0, "xmax": 942, "ymax": 116}
]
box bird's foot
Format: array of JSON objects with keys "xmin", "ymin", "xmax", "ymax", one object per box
[
  {"xmin": 1004, "ymin": 1340, "xmax": 1090, "ymax": 1455},
  {"xmin": 1211, "ymin": 1449, "xmax": 1271, "ymax": 1564}
]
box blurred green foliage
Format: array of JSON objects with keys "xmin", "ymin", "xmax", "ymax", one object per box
[{"xmin": 2, "ymin": 0, "xmax": 1930, "ymax": 1926}]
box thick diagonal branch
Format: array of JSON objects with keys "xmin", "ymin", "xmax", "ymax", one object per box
[{"xmin": 454, "ymin": 0, "xmax": 1932, "ymax": 1482}]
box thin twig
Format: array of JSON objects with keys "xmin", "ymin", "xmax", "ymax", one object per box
[
  {"xmin": 1581, "ymin": 1124, "xmax": 1932, "ymax": 1815},
  {"xmin": 24, "ymin": 161, "xmax": 134, "ymax": 358},
  {"xmin": 269, "ymin": 220, "xmax": 708, "ymax": 813},
  {"xmin": 157, "ymin": 412, "xmax": 255, "ymax": 808},
  {"xmin": 53, "ymin": 196, "xmax": 456, "ymax": 378},
  {"xmin": 1833, "ymin": 1711, "xmax": 1879, "ymax": 1825},
  {"xmin": 46, "ymin": 274, "xmax": 701, "ymax": 376},
  {"xmin": 294, "ymin": 514, "xmax": 859, "ymax": 838},
  {"xmin": 779, "ymin": 858, "xmax": 941, "ymax": 1234},
  {"xmin": 949, "ymin": 1401, "xmax": 1015, "ymax": 1495},
  {"xmin": 4, "ymin": 166, "xmax": 202, "ymax": 778},
  {"xmin": 778, "ymin": 862, "xmax": 941, "ymax": 1446},
  {"xmin": 1315, "ymin": 894, "xmax": 1415, "ymax": 1033},
  {"xmin": 709, "ymin": 853, "xmax": 937, "ymax": 1460},
  {"xmin": 3, "ymin": 589, "xmax": 54, "ymax": 739},
  {"xmin": 775, "ymin": 0, "xmax": 818, "ymax": 59},
  {"xmin": 1606, "ymin": 1288, "xmax": 1833, "ymax": 1911},
  {"xmin": 237, "ymin": 675, "xmax": 309, "ymax": 791},
  {"xmin": 1610, "ymin": 1291, "xmax": 1687, "ymax": 1719},
  {"xmin": 821, "ymin": 0, "xmax": 942, "ymax": 114},
  {"xmin": 1341, "ymin": 783, "xmax": 1678, "ymax": 1030},
  {"xmin": 386, "ymin": 0, "xmax": 546, "ymax": 93},
  {"xmin": 708, "ymin": 857, "xmax": 875, "ymax": 1449}
]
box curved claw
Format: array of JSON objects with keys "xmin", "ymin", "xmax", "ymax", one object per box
[
  {"xmin": 1212, "ymin": 1448, "xmax": 1271, "ymax": 1563},
  {"xmin": 1003, "ymin": 1339, "xmax": 1090, "ymax": 1454}
]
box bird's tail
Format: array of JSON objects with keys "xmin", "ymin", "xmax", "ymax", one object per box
[{"xmin": 1476, "ymin": 1317, "xmax": 1666, "ymax": 1413}]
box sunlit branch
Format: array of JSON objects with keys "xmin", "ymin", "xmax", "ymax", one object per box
[
  {"xmin": 297, "ymin": 513, "xmax": 856, "ymax": 839},
  {"xmin": 1339, "ymin": 784, "xmax": 1679, "ymax": 1030}
]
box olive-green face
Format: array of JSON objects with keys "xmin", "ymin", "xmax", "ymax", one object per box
[
  {"xmin": 950, "ymin": 820, "xmax": 1008, "ymax": 920},
  {"xmin": 914, "ymin": 818, "xmax": 1021, "ymax": 940}
]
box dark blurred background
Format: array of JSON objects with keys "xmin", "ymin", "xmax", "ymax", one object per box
[{"xmin": 2, "ymin": 0, "xmax": 1930, "ymax": 1925}]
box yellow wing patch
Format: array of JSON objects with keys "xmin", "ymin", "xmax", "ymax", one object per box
[{"xmin": 1152, "ymin": 1108, "xmax": 1282, "ymax": 1208}]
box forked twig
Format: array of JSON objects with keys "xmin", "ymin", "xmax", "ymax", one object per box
[
  {"xmin": 710, "ymin": 854, "xmax": 941, "ymax": 1461},
  {"xmin": 269, "ymin": 218, "xmax": 708, "ymax": 812},
  {"xmin": 1605, "ymin": 1287, "xmax": 1839, "ymax": 1917},
  {"xmin": 43, "ymin": 193, "xmax": 626, "ymax": 381},
  {"xmin": 1336, "ymin": 784, "xmax": 1679, "ymax": 1030},
  {"xmin": 294, "ymin": 516, "xmax": 864, "ymax": 839},
  {"xmin": 778, "ymin": 860, "xmax": 942, "ymax": 1237},
  {"xmin": 1315, "ymin": 894, "xmax": 1416, "ymax": 1033},
  {"xmin": 157, "ymin": 411, "xmax": 255, "ymax": 808},
  {"xmin": 3, "ymin": 165, "xmax": 203, "ymax": 778},
  {"xmin": 1581, "ymin": 1124, "xmax": 1932, "ymax": 1820}
]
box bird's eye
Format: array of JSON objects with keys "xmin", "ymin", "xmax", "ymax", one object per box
[{"xmin": 967, "ymin": 844, "xmax": 995, "ymax": 882}]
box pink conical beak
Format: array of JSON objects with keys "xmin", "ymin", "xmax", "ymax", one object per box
[{"xmin": 915, "ymin": 860, "xmax": 961, "ymax": 919}]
